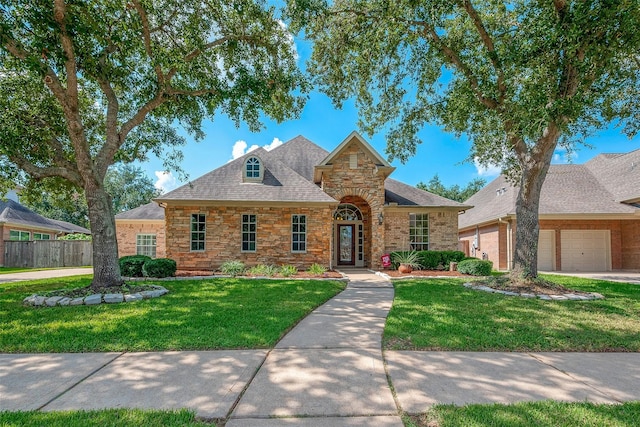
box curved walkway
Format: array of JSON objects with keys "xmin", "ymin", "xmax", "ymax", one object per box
[{"xmin": 1, "ymin": 269, "xmax": 639, "ymax": 426}]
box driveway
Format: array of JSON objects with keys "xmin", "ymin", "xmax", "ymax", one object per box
[
  {"xmin": 541, "ymin": 270, "xmax": 640, "ymax": 285},
  {"xmin": 0, "ymin": 267, "xmax": 92, "ymax": 283}
]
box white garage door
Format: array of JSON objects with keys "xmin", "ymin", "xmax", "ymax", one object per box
[
  {"xmin": 538, "ymin": 230, "xmax": 555, "ymax": 271},
  {"xmin": 560, "ymin": 230, "xmax": 610, "ymax": 271}
]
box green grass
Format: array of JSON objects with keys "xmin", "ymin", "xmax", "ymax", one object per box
[
  {"xmin": 0, "ymin": 408, "xmax": 212, "ymax": 427},
  {"xmin": 0, "ymin": 276, "xmax": 345, "ymax": 352},
  {"xmin": 384, "ymin": 275, "xmax": 640, "ymax": 351},
  {"xmin": 405, "ymin": 401, "xmax": 640, "ymax": 427}
]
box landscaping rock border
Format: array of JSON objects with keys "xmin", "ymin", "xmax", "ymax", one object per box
[
  {"xmin": 23, "ymin": 285, "xmax": 169, "ymax": 307},
  {"xmin": 462, "ymin": 282, "xmax": 604, "ymax": 300}
]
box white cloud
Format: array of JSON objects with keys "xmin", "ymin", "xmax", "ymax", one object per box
[
  {"xmin": 552, "ymin": 149, "xmax": 577, "ymax": 164},
  {"xmin": 230, "ymin": 137, "xmax": 284, "ymax": 160},
  {"xmin": 154, "ymin": 171, "xmax": 178, "ymax": 194},
  {"xmin": 473, "ymin": 158, "xmax": 502, "ymax": 177}
]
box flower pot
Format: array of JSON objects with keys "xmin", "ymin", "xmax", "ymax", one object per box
[{"xmin": 398, "ymin": 264, "xmax": 413, "ymax": 274}]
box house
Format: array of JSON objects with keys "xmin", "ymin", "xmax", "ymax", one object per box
[
  {"xmin": 115, "ymin": 202, "xmax": 166, "ymax": 258},
  {"xmin": 458, "ymin": 149, "xmax": 640, "ymax": 272},
  {"xmin": 0, "ymin": 198, "xmax": 91, "ymax": 266},
  {"xmin": 125, "ymin": 131, "xmax": 469, "ymax": 271}
]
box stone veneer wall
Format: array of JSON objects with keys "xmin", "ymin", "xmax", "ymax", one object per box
[
  {"xmin": 164, "ymin": 205, "xmax": 333, "ymax": 271},
  {"xmin": 115, "ymin": 220, "xmax": 166, "ymax": 258},
  {"xmin": 385, "ymin": 209, "xmax": 461, "ymax": 254},
  {"xmin": 319, "ymin": 140, "xmax": 386, "ymax": 268}
]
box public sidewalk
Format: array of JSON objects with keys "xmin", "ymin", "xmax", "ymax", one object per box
[{"xmin": 1, "ymin": 269, "xmax": 639, "ymax": 426}]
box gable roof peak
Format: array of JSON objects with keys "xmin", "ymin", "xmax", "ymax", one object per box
[{"xmin": 314, "ymin": 131, "xmax": 395, "ymax": 182}]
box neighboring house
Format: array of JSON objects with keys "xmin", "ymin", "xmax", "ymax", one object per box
[
  {"xmin": 459, "ymin": 149, "xmax": 640, "ymax": 272},
  {"xmin": 115, "ymin": 202, "xmax": 166, "ymax": 258},
  {"xmin": 134, "ymin": 131, "xmax": 470, "ymax": 271},
  {"xmin": 0, "ymin": 198, "xmax": 91, "ymax": 266}
]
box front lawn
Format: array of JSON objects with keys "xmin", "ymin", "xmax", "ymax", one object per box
[
  {"xmin": 384, "ymin": 275, "xmax": 640, "ymax": 351},
  {"xmin": 0, "ymin": 409, "xmax": 211, "ymax": 427},
  {"xmin": 406, "ymin": 401, "xmax": 640, "ymax": 427},
  {"xmin": 0, "ymin": 276, "xmax": 345, "ymax": 352}
]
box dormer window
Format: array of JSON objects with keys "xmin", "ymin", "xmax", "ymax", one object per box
[{"xmin": 244, "ymin": 156, "xmax": 263, "ymax": 183}]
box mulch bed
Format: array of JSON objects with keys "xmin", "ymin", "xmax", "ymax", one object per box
[
  {"xmin": 382, "ymin": 269, "xmax": 469, "ymax": 278},
  {"xmin": 175, "ymin": 270, "xmax": 344, "ymax": 279}
]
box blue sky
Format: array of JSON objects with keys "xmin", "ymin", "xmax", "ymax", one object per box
[{"xmin": 143, "ymin": 38, "xmax": 640, "ymax": 194}]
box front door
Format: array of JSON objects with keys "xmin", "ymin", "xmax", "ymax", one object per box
[{"xmin": 338, "ymin": 224, "xmax": 355, "ymax": 265}]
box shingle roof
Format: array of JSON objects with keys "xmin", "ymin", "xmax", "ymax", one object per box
[
  {"xmin": 459, "ymin": 153, "xmax": 640, "ymax": 229},
  {"xmin": 385, "ymin": 179, "xmax": 471, "ymax": 208},
  {"xmin": 153, "ymin": 133, "xmax": 466, "ymax": 211},
  {"xmin": 0, "ymin": 199, "xmax": 90, "ymax": 234},
  {"xmin": 115, "ymin": 202, "xmax": 165, "ymax": 220}
]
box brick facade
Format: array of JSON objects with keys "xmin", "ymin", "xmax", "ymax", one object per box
[
  {"xmin": 460, "ymin": 218, "xmax": 640, "ymax": 271},
  {"xmin": 115, "ymin": 220, "xmax": 166, "ymax": 258},
  {"xmin": 385, "ymin": 208, "xmax": 461, "ymax": 253},
  {"xmin": 165, "ymin": 205, "xmax": 334, "ymax": 271}
]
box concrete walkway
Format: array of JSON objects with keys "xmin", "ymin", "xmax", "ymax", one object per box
[
  {"xmin": 1, "ymin": 269, "xmax": 639, "ymax": 426},
  {"xmin": 0, "ymin": 267, "xmax": 92, "ymax": 283}
]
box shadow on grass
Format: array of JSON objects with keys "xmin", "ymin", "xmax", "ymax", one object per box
[
  {"xmin": 384, "ymin": 278, "xmax": 640, "ymax": 351},
  {"xmin": 0, "ymin": 277, "xmax": 345, "ymax": 352}
]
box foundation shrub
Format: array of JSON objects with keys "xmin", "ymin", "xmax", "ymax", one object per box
[
  {"xmin": 457, "ymin": 258, "xmax": 493, "ymax": 276},
  {"xmin": 119, "ymin": 255, "xmax": 151, "ymax": 277},
  {"xmin": 142, "ymin": 258, "xmax": 177, "ymax": 278}
]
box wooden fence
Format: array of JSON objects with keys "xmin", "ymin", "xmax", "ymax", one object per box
[{"xmin": 4, "ymin": 240, "xmax": 92, "ymax": 268}]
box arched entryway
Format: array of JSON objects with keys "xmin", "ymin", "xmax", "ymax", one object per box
[{"xmin": 332, "ymin": 197, "xmax": 372, "ymax": 267}]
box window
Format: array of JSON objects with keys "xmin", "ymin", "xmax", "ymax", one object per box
[
  {"xmin": 242, "ymin": 214, "xmax": 256, "ymax": 252},
  {"xmin": 191, "ymin": 214, "xmax": 206, "ymax": 251},
  {"xmin": 409, "ymin": 213, "xmax": 429, "ymax": 251},
  {"xmin": 291, "ymin": 215, "xmax": 306, "ymax": 252},
  {"xmin": 333, "ymin": 204, "xmax": 362, "ymax": 221},
  {"xmin": 33, "ymin": 233, "xmax": 51, "ymax": 240},
  {"xmin": 244, "ymin": 156, "xmax": 262, "ymax": 182},
  {"xmin": 9, "ymin": 230, "xmax": 30, "ymax": 241},
  {"xmin": 137, "ymin": 234, "xmax": 157, "ymax": 258}
]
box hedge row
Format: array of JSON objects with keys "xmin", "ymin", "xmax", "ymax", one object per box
[
  {"xmin": 389, "ymin": 250, "xmax": 466, "ymax": 270},
  {"xmin": 118, "ymin": 255, "xmax": 177, "ymax": 278}
]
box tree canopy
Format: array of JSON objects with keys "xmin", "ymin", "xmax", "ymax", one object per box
[
  {"xmin": 20, "ymin": 164, "xmax": 161, "ymax": 228},
  {"xmin": 1, "ymin": 0, "xmax": 307, "ymax": 287},
  {"xmin": 288, "ymin": 0, "xmax": 640, "ymax": 279},
  {"xmin": 417, "ymin": 175, "xmax": 486, "ymax": 203}
]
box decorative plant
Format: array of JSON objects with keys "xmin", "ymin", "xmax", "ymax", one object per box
[
  {"xmin": 249, "ymin": 264, "xmax": 278, "ymax": 277},
  {"xmin": 307, "ymin": 263, "xmax": 327, "ymax": 275},
  {"xmin": 219, "ymin": 260, "xmax": 245, "ymax": 277},
  {"xmin": 392, "ymin": 251, "xmax": 422, "ymax": 273},
  {"xmin": 280, "ymin": 265, "xmax": 298, "ymax": 277}
]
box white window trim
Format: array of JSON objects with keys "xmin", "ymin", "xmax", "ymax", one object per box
[
  {"xmin": 190, "ymin": 213, "xmax": 206, "ymax": 252},
  {"xmin": 10, "ymin": 230, "xmax": 30, "ymax": 241},
  {"xmin": 136, "ymin": 233, "xmax": 157, "ymax": 258},
  {"xmin": 291, "ymin": 214, "xmax": 307, "ymax": 253},
  {"xmin": 243, "ymin": 156, "xmax": 263, "ymax": 183},
  {"xmin": 409, "ymin": 213, "xmax": 429, "ymax": 251},
  {"xmin": 241, "ymin": 214, "xmax": 257, "ymax": 252}
]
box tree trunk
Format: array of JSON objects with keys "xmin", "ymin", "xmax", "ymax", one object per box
[
  {"xmin": 510, "ymin": 141, "xmax": 557, "ymax": 280},
  {"xmin": 85, "ymin": 180, "xmax": 123, "ymax": 289}
]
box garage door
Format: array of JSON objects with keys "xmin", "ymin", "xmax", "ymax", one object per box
[
  {"xmin": 560, "ymin": 230, "xmax": 610, "ymax": 271},
  {"xmin": 538, "ymin": 230, "xmax": 555, "ymax": 271}
]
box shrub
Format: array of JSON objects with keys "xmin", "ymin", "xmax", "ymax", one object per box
[
  {"xmin": 142, "ymin": 258, "xmax": 177, "ymax": 278},
  {"xmin": 391, "ymin": 251, "xmax": 422, "ymax": 270},
  {"xmin": 249, "ymin": 264, "xmax": 278, "ymax": 277},
  {"xmin": 457, "ymin": 258, "xmax": 493, "ymax": 276},
  {"xmin": 58, "ymin": 233, "xmax": 91, "ymax": 241},
  {"xmin": 441, "ymin": 250, "xmax": 466, "ymax": 264},
  {"xmin": 307, "ymin": 263, "xmax": 327, "ymax": 275},
  {"xmin": 119, "ymin": 255, "xmax": 151, "ymax": 277},
  {"xmin": 219, "ymin": 260, "xmax": 245, "ymax": 277},
  {"xmin": 280, "ymin": 265, "xmax": 298, "ymax": 277},
  {"xmin": 417, "ymin": 251, "xmax": 441, "ymax": 270}
]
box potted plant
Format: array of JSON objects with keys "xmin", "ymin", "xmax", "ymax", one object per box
[{"xmin": 392, "ymin": 250, "xmax": 422, "ymax": 274}]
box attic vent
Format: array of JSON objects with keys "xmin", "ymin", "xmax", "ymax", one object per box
[
  {"xmin": 349, "ymin": 153, "xmax": 357, "ymax": 169},
  {"xmin": 496, "ymin": 187, "xmax": 507, "ymax": 196}
]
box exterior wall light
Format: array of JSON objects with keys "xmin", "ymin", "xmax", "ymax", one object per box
[{"xmin": 378, "ymin": 212, "xmax": 384, "ymax": 225}]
